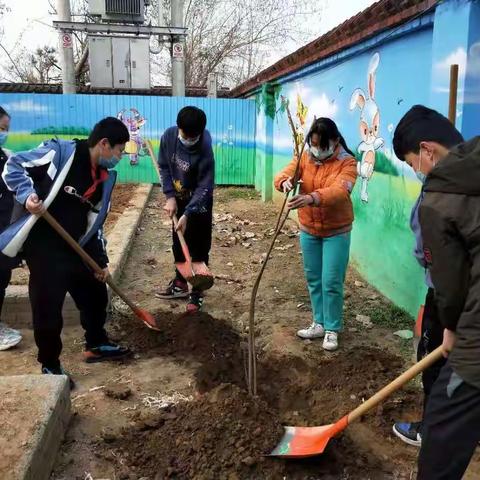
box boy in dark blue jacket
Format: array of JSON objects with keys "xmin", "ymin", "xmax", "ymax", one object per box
[{"xmin": 157, "ymin": 106, "xmax": 214, "ymax": 312}]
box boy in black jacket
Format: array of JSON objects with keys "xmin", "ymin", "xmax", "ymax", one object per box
[{"xmin": 394, "ymin": 105, "xmax": 480, "ymax": 479}]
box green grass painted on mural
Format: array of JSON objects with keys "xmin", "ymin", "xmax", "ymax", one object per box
[
  {"xmin": 5, "ymin": 134, "xmax": 256, "ymax": 186},
  {"xmin": 351, "ymin": 172, "xmax": 426, "ymax": 317},
  {"xmin": 354, "ymin": 149, "xmax": 399, "ymax": 176}
]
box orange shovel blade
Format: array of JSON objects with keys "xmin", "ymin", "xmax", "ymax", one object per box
[
  {"xmin": 270, "ymin": 416, "xmax": 349, "ymax": 458},
  {"xmin": 133, "ymin": 307, "xmax": 161, "ymax": 332},
  {"xmin": 175, "ymin": 261, "xmax": 214, "ymax": 291}
]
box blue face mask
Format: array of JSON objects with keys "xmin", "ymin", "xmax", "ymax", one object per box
[
  {"xmin": 416, "ymin": 171, "xmax": 427, "ymax": 183},
  {"xmin": 99, "ymin": 156, "xmax": 119, "ymax": 169},
  {"xmin": 0, "ymin": 132, "xmax": 8, "ymax": 147}
]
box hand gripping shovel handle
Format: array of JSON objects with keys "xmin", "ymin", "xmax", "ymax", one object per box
[{"xmin": 42, "ymin": 210, "xmax": 151, "ymax": 322}]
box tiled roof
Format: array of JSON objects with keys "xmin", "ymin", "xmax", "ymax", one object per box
[
  {"xmin": 0, "ymin": 83, "xmax": 231, "ymax": 98},
  {"xmin": 231, "ymin": 0, "xmax": 438, "ymax": 97}
]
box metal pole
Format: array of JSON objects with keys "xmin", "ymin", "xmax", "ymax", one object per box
[
  {"xmin": 57, "ymin": 0, "xmax": 76, "ymax": 94},
  {"xmin": 171, "ymin": 0, "xmax": 185, "ymax": 97},
  {"xmin": 448, "ymin": 64, "xmax": 459, "ymax": 125}
]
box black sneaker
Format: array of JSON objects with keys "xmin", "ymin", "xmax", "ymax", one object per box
[
  {"xmin": 186, "ymin": 291, "xmax": 204, "ymax": 313},
  {"xmin": 392, "ymin": 421, "xmax": 422, "ymax": 447},
  {"xmin": 42, "ymin": 365, "xmax": 76, "ymax": 390},
  {"xmin": 157, "ymin": 279, "xmax": 189, "ymax": 299},
  {"xmin": 84, "ymin": 342, "xmax": 131, "ymax": 364}
]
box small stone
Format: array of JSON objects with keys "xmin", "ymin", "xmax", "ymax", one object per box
[
  {"xmin": 355, "ymin": 314, "xmax": 373, "ymax": 329},
  {"xmin": 244, "ymin": 232, "xmax": 255, "ymax": 238},
  {"xmin": 227, "ymin": 262, "xmax": 234, "ymax": 267},
  {"xmin": 354, "ymin": 281, "xmax": 365, "ymax": 288},
  {"xmin": 241, "ymin": 456, "xmax": 256, "ymax": 466},
  {"xmin": 104, "ymin": 385, "xmax": 132, "ymax": 400},
  {"xmin": 350, "ymin": 394, "xmax": 356, "ymax": 400}
]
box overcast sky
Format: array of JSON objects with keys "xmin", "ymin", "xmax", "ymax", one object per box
[{"xmin": 0, "ymin": 0, "xmax": 376, "ymax": 79}]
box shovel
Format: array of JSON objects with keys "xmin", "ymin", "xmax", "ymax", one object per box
[
  {"xmin": 172, "ymin": 214, "xmax": 214, "ymax": 291},
  {"xmin": 270, "ymin": 345, "xmax": 444, "ymax": 458},
  {"xmin": 42, "ymin": 210, "xmax": 160, "ymax": 331}
]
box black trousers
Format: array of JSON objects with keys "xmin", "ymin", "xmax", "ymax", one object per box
[
  {"xmin": 0, "ymin": 265, "xmax": 12, "ymax": 317},
  {"xmin": 172, "ymin": 198, "xmax": 212, "ymax": 282},
  {"xmin": 418, "ymin": 288, "xmax": 446, "ymax": 412},
  {"xmin": 25, "ymin": 251, "xmax": 109, "ymax": 369},
  {"xmin": 418, "ymin": 362, "xmax": 480, "ymax": 479}
]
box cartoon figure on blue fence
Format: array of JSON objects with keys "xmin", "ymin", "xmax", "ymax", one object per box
[
  {"xmin": 117, "ymin": 108, "xmax": 148, "ymax": 166},
  {"xmin": 349, "ymin": 52, "xmax": 384, "ymax": 202}
]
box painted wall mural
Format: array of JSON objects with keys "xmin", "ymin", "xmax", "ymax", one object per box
[
  {"xmin": 117, "ymin": 108, "xmax": 148, "ymax": 166},
  {"xmin": 0, "ymin": 93, "xmax": 257, "ymax": 185},
  {"xmin": 260, "ymin": 27, "xmax": 436, "ymax": 317},
  {"xmin": 349, "ymin": 52, "xmax": 384, "ymax": 203}
]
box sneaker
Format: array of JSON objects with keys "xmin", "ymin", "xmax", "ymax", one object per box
[
  {"xmin": 0, "ymin": 324, "xmax": 22, "ymax": 351},
  {"xmin": 323, "ymin": 331, "xmax": 338, "ymax": 351},
  {"xmin": 83, "ymin": 342, "xmax": 131, "ymax": 364},
  {"xmin": 186, "ymin": 291, "xmax": 204, "ymax": 313},
  {"xmin": 157, "ymin": 279, "xmax": 189, "ymax": 299},
  {"xmin": 392, "ymin": 421, "xmax": 422, "ymax": 447},
  {"xmin": 297, "ymin": 322, "xmax": 325, "ymax": 339},
  {"xmin": 42, "ymin": 365, "xmax": 76, "ymax": 390}
]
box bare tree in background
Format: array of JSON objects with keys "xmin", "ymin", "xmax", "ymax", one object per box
[
  {"xmin": 0, "ymin": 0, "xmax": 323, "ymax": 88},
  {"xmin": 0, "ymin": 0, "xmax": 90, "ymax": 84},
  {"xmin": 151, "ymin": 0, "xmax": 322, "ymax": 88}
]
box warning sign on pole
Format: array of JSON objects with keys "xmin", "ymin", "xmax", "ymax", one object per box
[
  {"xmin": 62, "ymin": 33, "xmax": 73, "ymax": 49},
  {"xmin": 172, "ymin": 43, "xmax": 184, "ymax": 59}
]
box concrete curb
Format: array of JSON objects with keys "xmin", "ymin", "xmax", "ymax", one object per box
[
  {"xmin": 3, "ymin": 183, "xmax": 153, "ymax": 328},
  {"xmin": 0, "ymin": 375, "xmax": 71, "ymax": 480}
]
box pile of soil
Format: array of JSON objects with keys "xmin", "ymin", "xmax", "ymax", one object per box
[
  {"xmin": 112, "ymin": 312, "xmax": 247, "ymax": 392},
  {"xmin": 98, "ymin": 382, "xmax": 390, "ymax": 480},
  {"xmin": 101, "ymin": 384, "xmax": 285, "ymax": 479},
  {"xmin": 113, "ymin": 311, "xmax": 414, "ymax": 432}
]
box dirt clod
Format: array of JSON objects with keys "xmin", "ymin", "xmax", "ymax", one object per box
[{"xmin": 104, "ymin": 385, "xmax": 132, "ymax": 400}]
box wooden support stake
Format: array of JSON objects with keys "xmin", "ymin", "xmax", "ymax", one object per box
[{"xmin": 448, "ymin": 64, "xmax": 459, "ymax": 125}]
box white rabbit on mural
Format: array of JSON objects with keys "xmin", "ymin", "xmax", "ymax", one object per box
[{"xmin": 350, "ymin": 52, "xmax": 384, "ymax": 203}]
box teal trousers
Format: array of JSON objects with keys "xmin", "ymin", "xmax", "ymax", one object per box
[{"xmin": 300, "ymin": 230, "xmax": 351, "ymax": 332}]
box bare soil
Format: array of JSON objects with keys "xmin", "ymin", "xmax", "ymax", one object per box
[{"xmin": 2, "ymin": 186, "xmax": 480, "ymax": 479}]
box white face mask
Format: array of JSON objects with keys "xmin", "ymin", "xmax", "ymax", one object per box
[
  {"xmin": 178, "ymin": 133, "xmax": 200, "ymax": 147},
  {"xmin": 309, "ymin": 142, "xmax": 335, "ymax": 162}
]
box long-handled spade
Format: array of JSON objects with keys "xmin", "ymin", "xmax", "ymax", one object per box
[
  {"xmin": 172, "ymin": 214, "xmax": 214, "ymax": 291},
  {"xmin": 42, "ymin": 210, "xmax": 160, "ymax": 331},
  {"xmin": 270, "ymin": 346, "xmax": 444, "ymax": 457}
]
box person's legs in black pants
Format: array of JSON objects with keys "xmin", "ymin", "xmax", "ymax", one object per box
[
  {"xmin": 393, "ymin": 288, "xmax": 446, "ymax": 445},
  {"xmin": 417, "ymin": 362, "xmax": 480, "ymax": 479},
  {"xmin": 0, "ymin": 265, "xmax": 12, "ymax": 316},
  {"xmin": 26, "ymin": 254, "xmax": 69, "ymax": 369},
  {"xmin": 67, "ymin": 260, "xmax": 109, "ymax": 349},
  {"xmin": 419, "ymin": 289, "xmax": 446, "ymax": 412}
]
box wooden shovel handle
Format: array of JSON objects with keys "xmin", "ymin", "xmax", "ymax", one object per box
[
  {"xmin": 347, "ymin": 346, "xmax": 444, "ymax": 424},
  {"xmin": 172, "ymin": 214, "xmax": 192, "ymax": 265},
  {"xmin": 42, "ymin": 210, "xmax": 140, "ymax": 313}
]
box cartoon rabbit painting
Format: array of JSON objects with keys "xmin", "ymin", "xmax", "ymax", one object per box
[{"xmin": 350, "ymin": 52, "xmax": 384, "ymax": 203}]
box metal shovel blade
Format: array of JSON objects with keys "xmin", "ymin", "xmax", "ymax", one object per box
[
  {"xmin": 175, "ymin": 261, "xmax": 214, "ymax": 291},
  {"xmin": 269, "ymin": 424, "xmax": 335, "ymax": 458}
]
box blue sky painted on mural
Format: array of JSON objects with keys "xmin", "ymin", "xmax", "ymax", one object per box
[{"xmin": 0, "ymin": 94, "xmax": 258, "ymax": 149}]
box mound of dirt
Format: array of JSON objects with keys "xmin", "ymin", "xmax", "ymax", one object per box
[
  {"xmin": 101, "ymin": 383, "xmax": 285, "ymax": 479},
  {"xmin": 112, "ymin": 312, "xmax": 247, "ymax": 392}
]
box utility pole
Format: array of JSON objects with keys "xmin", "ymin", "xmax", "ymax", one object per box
[
  {"xmin": 171, "ymin": 0, "xmax": 185, "ymax": 97},
  {"xmin": 57, "ymin": 0, "xmax": 76, "ymax": 94}
]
